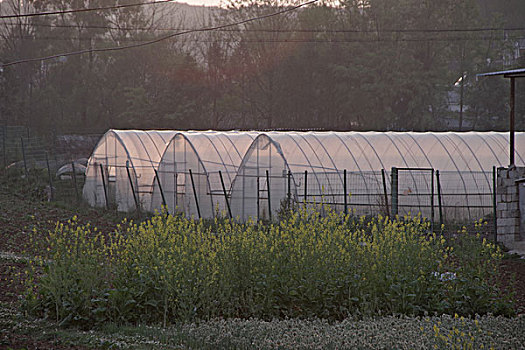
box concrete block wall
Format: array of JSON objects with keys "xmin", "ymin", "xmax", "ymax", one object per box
[{"xmin": 497, "ymin": 166, "xmax": 525, "ymax": 244}]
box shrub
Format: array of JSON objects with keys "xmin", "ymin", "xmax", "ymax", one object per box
[{"xmin": 24, "ymin": 207, "xmax": 514, "ymax": 327}]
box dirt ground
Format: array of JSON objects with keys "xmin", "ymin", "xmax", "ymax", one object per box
[
  {"xmin": 0, "ymin": 180, "xmax": 122, "ymax": 350},
  {"xmin": 1, "ymin": 182, "xmax": 524, "ymax": 349},
  {"xmin": 501, "ymin": 258, "xmax": 525, "ymax": 314}
]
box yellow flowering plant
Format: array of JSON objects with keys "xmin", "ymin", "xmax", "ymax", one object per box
[{"xmin": 24, "ymin": 205, "xmax": 514, "ymax": 327}]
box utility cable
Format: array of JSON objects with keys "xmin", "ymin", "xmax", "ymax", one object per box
[
  {"xmin": 1, "ymin": 0, "xmax": 319, "ymax": 68},
  {"xmin": 11, "ymin": 34, "xmax": 525, "ymax": 43},
  {"xmin": 2, "ymin": 21, "xmax": 525, "ymax": 33},
  {"xmin": 0, "ymin": 0, "xmax": 177, "ymax": 19}
]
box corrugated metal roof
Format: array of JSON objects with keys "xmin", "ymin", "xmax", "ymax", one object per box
[{"xmin": 477, "ymin": 68, "xmax": 525, "ymax": 77}]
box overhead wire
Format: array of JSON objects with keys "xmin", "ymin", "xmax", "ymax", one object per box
[
  {"xmin": 9, "ymin": 34, "xmax": 525, "ymax": 44},
  {"xmin": 2, "ymin": 21, "xmax": 525, "ymax": 33},
  {"xmin": 0, "ymin": 0, "xmax": 178, "ymax": 19},
  {"xmin": 0, "ymin": 0, "xmax": 319, "ymax": 68}
]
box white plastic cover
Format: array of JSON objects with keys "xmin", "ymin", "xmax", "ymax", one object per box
[
  {"xmin": 84, "ymin": 130, "xmax": 525, "ymax": 222},
  {"xmin": 230, "ymin": 131, "xmax": 525, "ymax": 221},
  {"xmin": 151, "ymin": 131, "xmax": 257, "ymax": 217},
  {"xmin": 83, "ymin": 129, "xmax": 177, "ymax": 211}
]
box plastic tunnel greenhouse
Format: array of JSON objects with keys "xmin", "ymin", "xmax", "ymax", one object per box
[
  {"xmin": 151, "ymin": 131, "xmax": 258, "ymax": 218},
  {"xmin": 83, "ymin": 130, "xmax": 178, "ymax": 211},
  {"xmin": 83, "ymin": 130, "xmax": 525, "ymax": 223}
]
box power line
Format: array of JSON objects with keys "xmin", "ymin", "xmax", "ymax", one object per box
[
  {"xmin": 0, "ymin": 0, "xmax": 177, "ymax": 19},
  {"xmin": 11, "ymin": 35, "xmax": 525, "ymax": 43},
  {"xmin": 3, "ymin": 21, "xmax": 525, "ymax": 33},
  {"xmin": 1, "ymin": 0, "xmax": 319, "ymax": 67}
]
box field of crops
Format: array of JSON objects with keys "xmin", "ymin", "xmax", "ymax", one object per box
[
  {"xmin": 24, "ymin": 209, "xmax": 514, "ymax": 326},
  {"xmin": 1, "ymin": 172, "xmax": 525, "ymax": 349}
]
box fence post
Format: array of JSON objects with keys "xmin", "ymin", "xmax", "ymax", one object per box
[
  {"xmin": 154, "ymin": 168, "xmax": 167, "ymax": 210},
  {"xmin": 493, "ymin": 166, "xmax": 497, "ymax": 244},
  {"xmin": 257, "ymin": 174, "xmax": 260, "ymax": 222},
  {"xmin": 188, "ymin": 169, "xmax": 201, "ymax": 219},
  {"xmin": 99, "ymin": 163, "xmax": 108, "ymax": 209},
  {"xmin": 287, "ymin": 170, "xmax": 291, "ymax": 208},
  {"xmin": 381, "ymin": 169, "xmax": 390, "ymax": 217},
  {"xmin": 71, "ymin": 162, "xmax": 79, "ymax": 202},
  {"xmin": 45, "ymin": 152, "xmax": 54, "ymax": 201},
  {"xmin": 126, "ymin": 162, "xmax": 140, "ymax": 214},
  {"xmin": 343, "ymin": 169, "xmax": 348, "ymax": 215},
  {"xmin": 436, "ymin": 170, "xmax": 443, "ymax": 229},
  {"xmin": 219, "ymin": 170, "xmax": 232, "ymax": 219},
  {"xmin": 431, "ymin": 169, "xmax": 435, "ymax": 231},
  {"xmin": 2, "ymin": 126, "xmax": 6, "ymax": 170},
  {"xmin": 304, "ymin": 170, "xmax": 308, "ymax": 203},
  {"xmin": 174, "ymin": 172, "xmax": 178, "ymax": 210},
  {"xmin": 21, "ymin": 137, "xmax": 28, "ymax": 178},
  {"xmin": 266, "ymin": 170, "xmax": 271, "ymax": 221},
  {"xmin": 391, "ymin": 167, "xmax": 398, "ymax": 216}
]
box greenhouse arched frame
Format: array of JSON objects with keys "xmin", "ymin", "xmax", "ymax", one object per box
[{"xmin": 83, "ymin": 130, "xmax": 525, "ymax": 223}]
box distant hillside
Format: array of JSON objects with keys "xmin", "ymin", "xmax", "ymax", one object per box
[
  {"xmin": 0, "ymin": 1, "xmax": 221, "ymax": 28},
  {"xmin": 138, "ymin": 2, "xmax": 222, "ymax": 29}
]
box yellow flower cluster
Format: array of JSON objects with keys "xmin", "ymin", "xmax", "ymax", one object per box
[
  {"xmin": 24, "ymin": 205, "xmax": 510, "ymax": 325},
  {"xmin": 430, "ymin": 314, "xmax": 495, "ymax": 350}
]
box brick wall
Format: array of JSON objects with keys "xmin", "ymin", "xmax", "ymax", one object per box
[{"xmin": 497, "ymin": 166, "xmax": 525, "ymax": 244}]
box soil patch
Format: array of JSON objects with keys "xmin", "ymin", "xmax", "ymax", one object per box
[{"xmin": 501, "ymin": 258, "xmax": 525, "ymax": 314}]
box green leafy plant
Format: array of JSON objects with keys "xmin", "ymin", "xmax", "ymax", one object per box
[{"xmin": 24, "ymin": 207, "xmax": 514, "ymax": 327}]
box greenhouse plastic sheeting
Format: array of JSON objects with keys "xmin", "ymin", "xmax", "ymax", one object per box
[
  {"xmin": 84, "ymin": 130, "xmax": 525, "ymax": 222},
  {"xmin": 151, "ymin": 131, "xmax": 258, "ymax": 217},
  {"xmin": 230, "ymin": 131, "xmax": 525, "ymax": 221},
  {"xmin": 83, "ymin": 130, "xmax": 177, "ymax": 211}
]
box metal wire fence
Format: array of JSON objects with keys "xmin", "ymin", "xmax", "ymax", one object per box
[
  {"xmin": 289, "ymin": 167, "xmax": 496, "ymax": 235},
  {"xmin": 291, "ymin": 170, "xmax": 387, "ymax": 215},
  {"xmin": 113, "ymin": 165, "xmax": 496, "ymax": 235},
  {"xmin": 1, "ymin": 126, "xmax": 498, "ymax": 236},
  {"xmin": 1, "ymin": 126, "xmax": 89, "ymax": 205}
]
